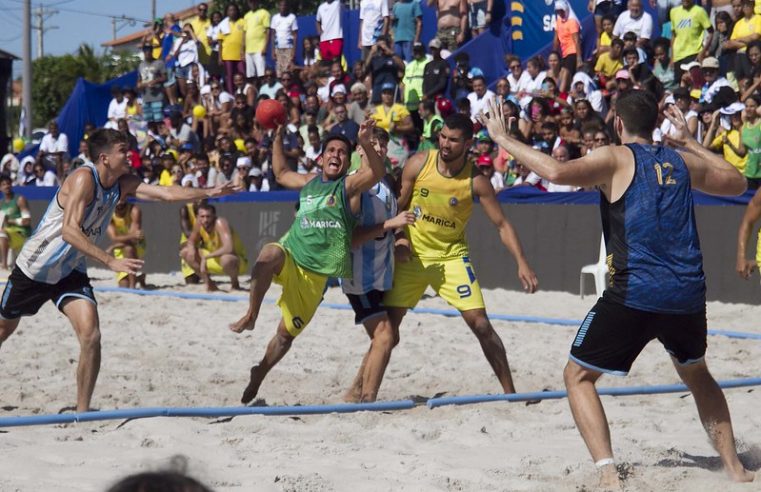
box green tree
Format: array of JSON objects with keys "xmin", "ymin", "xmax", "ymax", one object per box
[{"xmin": 31, "ymin": 44, "xmax": 140, "ymax": 127}]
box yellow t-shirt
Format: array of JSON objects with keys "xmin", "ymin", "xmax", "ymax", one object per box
[
  {"xmin": 370, "ymin": 103, "xmax": 410, "ymax": 131},
  {"xmin": 189, "ymin": 17, "xmax": 211, "ymax": 57},
  {"xmin": 711, "ymin": 129, "xmax": 747, "ymax": 173},
  {"xmin": 406, "ymin": 150, "xmax": 475, "ymax": 260},
  {"xmin": 198, "ymin": 222, "xmax": 248, "ymax": 259},
  {"xmin": 756, "ymin": 0, "xmax": 761, "ymax": 15},
  {"xmin": 594, "ymin": 52, "xmax": 623, "ymax": 78},
  {"xmin": 730, "ymin": 15, "xmax": 761, "ymax": 53},
  {"xmin": 159, "ymin": 169, "xmax": 174, "ymax": 186},
  {"xmin": 244, "ymin": 9, "xmax": 271, "ymax": 54},
  {"xmin": 219, "ymin": 18, "xmax": 245, "ymax": 61},
  {"xmin": 599, "ymin": 31, "xmax": 612, "ymax": 48},
  {"xmin": 670, "ymin": 5, "xmax": 712, "ymax": 61}
]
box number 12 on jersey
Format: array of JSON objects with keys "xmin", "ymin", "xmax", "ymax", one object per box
[{"xmin": 653, "ymin": 163, "xmax": 676, "ymax": 186}]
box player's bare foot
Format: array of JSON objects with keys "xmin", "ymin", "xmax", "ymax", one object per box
[
  {"xmin": 597, "ymin": 464, "xmax": 622, "ymax": 490},
  {"xmin": 343, "ymin": 384, "xmax": 362, "ymax": 403},
  {"xmin": 205, "ymin": 279, "xmax": 219, "ymax": 292},
  {"xmin": 184, "ymin": 273, "xmax": 200, "ymax": 285},
  {"xmin": 727, "ymin": 466, "xmax": 755, "ymax": 483},
  {"xmin": 241, "ymin": 365, "xmax": 266, "ymax": 404},
  {"xmin": 229, "ymin": 314, "xmax": 256, "ymax": 333}
]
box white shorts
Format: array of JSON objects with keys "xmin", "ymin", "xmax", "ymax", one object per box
[{"xmin": 245, "ymin": 52, "xmax": 265, "ymax": 78}]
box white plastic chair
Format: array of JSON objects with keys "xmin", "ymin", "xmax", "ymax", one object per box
[{"xmin": 580, "ymin": 235, "xmax": 608, "ymax": 298}]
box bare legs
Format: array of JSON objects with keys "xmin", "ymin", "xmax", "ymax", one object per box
[
  {"xmin": 564, "ymin": 358, "xmax": 755, "ymax": 487},
  {"xmin": 343, "ymin": 314, "xmax": 399, "ymax": 403},
  {"xmin": 180, "ymin": 246, "xmax": 242, "ymax": 292},
  {"xmin": 229, "ymin": 244, "xmax": 284, "ymax": 333},
  {"xmin": 461, "ymin": 308, "xmax": 516, "ymax": 393},
  {"xmin": 240, "ymin": 319, "xmax": 294, "ymax": 404}
]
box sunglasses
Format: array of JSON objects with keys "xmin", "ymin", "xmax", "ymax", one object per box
[
  {"xmin": 594, "ymin": 137, "xmax": 609, "ymax": 143},
  {"xmin": 510, "ymin": 64, "xmax": 520, "ymax": 69}
]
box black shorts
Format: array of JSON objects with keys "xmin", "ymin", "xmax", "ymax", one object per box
[
  {"xmin": 569, "ymin": 297, "xmax": 707, "ymax": 376},
  {"xmin": 345, "ymin": 290, "xmax": 387, "ymax": 325},
  {"xmin": 561, "ymin": 54, "xmax": 578, "ymax": 75},
  {"xmin": 0, "ymin": 267, "xmax": 96, "ymax": 320}
]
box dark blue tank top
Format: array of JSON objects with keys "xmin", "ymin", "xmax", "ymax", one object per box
[{"xmin": 601, "ymin": 143, "xmax": 706, "ymax": 314}]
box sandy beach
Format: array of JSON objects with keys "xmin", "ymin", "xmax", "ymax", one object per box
[{"xmin": 0, "ymin": 270, "xmax": 759, "ymax": 491}]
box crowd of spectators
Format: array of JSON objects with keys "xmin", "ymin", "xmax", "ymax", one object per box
[{"xmin": 4, "ymin": 0, "xmax": 761, "ymax": 195}]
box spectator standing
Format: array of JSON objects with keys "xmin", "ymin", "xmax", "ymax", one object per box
[
  {"xmin": 367, "ymin": 36, "xmax": 405, "ymax": 104},
  {"xmin": 595, "ymin": 38, "xmax": 625, "ymax": 86},
  {"xmin": 651, "ymin": 0, "xmax": 682, "ymax": 26},
  {"xmin": 392, "ymin": 0, "xmax": 423, "ymax": 62},
  {"xmin": 469, "ymin": 0, "xmax": 493, "ymax": 36},
  {"xmin": 160, "ymin": 13, "xmax": 181, "ymax": 105},
  {"xmin": 172, "ymin": 24, "xmax": 199, "ymax": 101},
  {"xmin": 725, "ymin": 1, "xmax": 761, "ymax": 70},
  {"xmin": 270, "ymin": 1, "xmax": 299, "ymax": 79},
  {"xmin": 243, "ymin": 0, "xmax": 271, "ymax": 81},
  {"xmin": 402, "ymin": 42, "xmax": 429, "ymax": 128},
  {"xmin": 0, "ymin": 175, "xmax": 31, "ymax": 270},
  {"xmin": 429, "ymin": 0, "xmax": 467, "ymax": 51},
  {"xmin": 359, "ymin": 0, "xmax": 390, "ymax": 62},
  {"xmin": 422, "ymin": 38, "xmax": 450, "ymax": 101},
  {"xmin": 506, "ymin": 55, "xmax": 531, "ymax": 97},
  {"xmin": 138, "ymin": 44, "xmax": 167, "ymax": 127},
  {"xmin": 612, "ymin": 0, "xmax": 653, "ymax": 49},
  {"xmin": 219, "ymin": 4, "xmax": 246, "ymax": 94},
  {"xmin": 671, "ymin": 0, "xmax": 714, "ymax": 83},
  {"xmin": 316, "ymin": 0, "xmax": 345, "ymax": 63},
  {"xmin": 206, "ymin": 10, "xmax": 225, "ymax": 80},
  {"xmin": 189, "ymin": 3, "xmax": 211, "ymax": 67},
  {"xmin": 553, "ymin": 1, "xmax": 582, "ymax": 77}
]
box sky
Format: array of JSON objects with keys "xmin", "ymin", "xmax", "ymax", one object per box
[{"xmin": 1, "ymin": 0, "xmax": 200, "ymax": 77}]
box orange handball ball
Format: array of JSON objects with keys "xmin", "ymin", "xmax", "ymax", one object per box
[{"xmin": 255, "ymin": 99, "xmax": 287, "ymax": 130}]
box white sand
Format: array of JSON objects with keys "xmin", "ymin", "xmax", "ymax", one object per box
[{"xmin": 0, "ymin": 270, "xmax": 759, "ymax": 491}]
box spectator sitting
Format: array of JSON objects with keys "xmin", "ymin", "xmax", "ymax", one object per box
[
  {"xmin": 652, "ymin": 38, "xmax": 677, "ymax": 92},
  {"xmin": 595, "ymin": 38, "xmax": 625, "ymax": 89},
  {"xmin": 326, "ymin": 103, "xmax": 360, "ymax": 146},
  {"xmin": 248, "ymin": 166, "xmax": 270, "ymax": 191},
  {"xmin": 105, "ymin": 86, "xmax": 127, "ymax": 130},
  {"xmin": 215, "ymin": 154, "xmax": 236, "ymax": 186},
  {"xmin": 467, "ymin": 75, "xmax": 495, "ymax": 120},
  {"xmin": 567, "ymin": 72, "xmax": 607, "ymax": 117},
  {"xmin": 516, "ymin": 56, "xmax": 547, "ymax": 108},
  {"xmin": 477, "ymin": 154, "xmax": 504, "ymax": 191},
  {"xmin": 30, "ymin": 160, "xmax": 59, "ymax": 187},
  {"xmin": 258, "ymin": 68, "xmax": 284, "ymax": 99},
  {"xmin": 544, "ymin": 144, "xmax": 579, "ymax": 192},
  {"xmin": 348, "ymin": 83, "xmax": 371, "ymax": 125},
  {"xmin": 622, "ymin": 31, "xmax": 648, "ymax": 64},
  {"xmin": 623, "ymin": 47, "xmax": 658, "ymax": 94},
  {"xmin": 371, "ymin": 82, "xmax": 414, "ymax": 165},
  {"xmin": 233, "ymin": 72, "xmax": 257, "ymax": 107},
  {"xmin": 700, "ymin": 57, "xmax": 732, "ymax": 104},
  {"xmin": 703, "ymin": 102, "xmax": 747, "ymax": 174},
  {"xmin": 506, "ymin": 55, "xmax": 531, "ymax": 98},
  {"xmin": 595, "ymin": 14, "xmax": 616, "ymax": 55},
  {"xmin": 612, "ymin": 0, "xmax": 653, "ymax": 49},
  {"xmin": 38, "ymin": 121, "xmax": 68, "ymax": 171}
]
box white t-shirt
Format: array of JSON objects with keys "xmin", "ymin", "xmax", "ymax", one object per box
[
  {"xmin": 467, "ymin": 89, "xmax": 495, "ymax": 120},
  {"xmin": 39, "ymin": 132, "xmax": 68, "ymax": 154},
  {"xmin": 508, "ymin": 71, "xmax": 532, "ymax": 95},
  {"xmin": 107, "ymin": 98, "xmax": 128, "ymax": 122},
  {"xmin": 612, "ymin": 10, "xmax": 653, "ymax": 40},
  {"xmin": 35, "ymin": 170, "xmax": 59, "ymax": 187},
  {"xmin": 271, "ymin": 13, "xmax": 298, "ymax": 49},
  {"xmin": 317, "ymin": 1, "xmax": 343, "ymax": 41},
  {"xmin": 359, "ymin": 0, "xmax": 389, "ymax": 47},
  {"xmin": 173, "ymin": 36, "xmax": 199, "ymax": 67}
]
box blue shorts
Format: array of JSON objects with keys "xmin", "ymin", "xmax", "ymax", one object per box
[
  {"xmin": 175, "ymin": 64, "xmax": 191, "ymax": 79},
  {"xmin": 143, "ymin": 101, "xmax": 164, "ymax": 122}
]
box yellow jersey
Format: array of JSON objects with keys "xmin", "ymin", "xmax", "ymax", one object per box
[
  {"xmin": 189, "ymin": 17, "xmax": 212, "ymax": 57},
  {"xmin": 710, "ymin": 129, "xmax": 747, "ymax": 174},
  {"xmin": 244, "ymin": 8, "xmax": 271, "ymax": 54},
  {"xmin": 199, "ymin": 222, "xmax": 248, "ymax": 259},
  {"xmin": 219, "ymin": 18, "xmax": 245, "ymax": 61},
  {"xmin": 407, "ymin": 150, "xmax": 475, "ymax": 260}
]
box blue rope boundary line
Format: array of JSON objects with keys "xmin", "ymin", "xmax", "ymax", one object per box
[{"xmin": 0, "ymin": 285, "xmax": 758, "ymax": 427}]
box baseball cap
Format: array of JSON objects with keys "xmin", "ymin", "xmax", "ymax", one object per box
[
  {"xmin": 615, "ymin": 69, "xmax": 630, "ymax": 80},
  {"xmin": 236, "ymin": 156, "xmax": 252, "ymax": 168},
  {"xmin": 476, "ymin": 129, "xmax": 491, "ymax": 142},
  {"xmin": 476, "ymin": 154, "xmax": 494, "ymax": 167},
  {"xmin": 680, "ymin": 61, "xmax": 701, "ymax": 71},
  {"xmin": 701, "ymin": 57, "xmax": 720, "ymax": 69},
  {"xmin": 428, "ymin": 38, "xmax": 442, "ymax": 50},
  {"xmin": 248, "ymin": 167, "xmax": 263, "ymax": 177},
  {"xmin": 331, "ymin": 84, "xmax": 347, "ymax": 96},
  {"xmin": 181, "ymin": 174, "xmax": 199, "ymax": 188},
  {"xmin": 380, "ymin": 82, "xmax": 396, "ymax": 92},
  {"xmin": 413, "ymin": 41, "xmax": 424, "ymax": 50},
  {"xmin": 720, "ymin": 102, "xmax": 746, "ymax": 115}
]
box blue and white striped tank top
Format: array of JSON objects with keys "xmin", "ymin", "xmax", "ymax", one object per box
[{"xmin": 16, "ymin": 162, "xmax": 121, "ymax": 284}]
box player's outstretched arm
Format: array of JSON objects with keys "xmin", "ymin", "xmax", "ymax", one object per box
[
  {"xmin": 271, "ymin": 125, "xmax": 312, "ymax": 189},
  {"xmin": 480, "ymin": 97, "xmax": 616, "ymax": 188},
  {"xmin": 60, "ymin": 169, "xmax": 143, "ymax": 275},
  {"xmin": 346, "ymin": 119, "xmax": 386, "ymax": 196},
  {"xmin": 474, "ymin": 174, "xmax": 538, "ymax": 293},
  {"xmin": 120, "ymin": 174, "xmax": 239, "ymax": 202},
  {"xmin": 737, "ymin": 188, "xmax": 761, "ymax": 279},
  {"xmin": 665, "ymin": 105, "xmax": 747, "ymax": 196}
]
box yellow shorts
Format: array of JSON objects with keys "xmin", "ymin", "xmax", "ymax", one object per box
[
  {"xmin": 114, "ymin": 244, "xmax": 146, "ymax": 282},
  {"xmin": 271, "ymin": 243, "xmax": 328, "ymax": 337},
  {"xmin": 203, "ymin": 248, "xmax": 249, "ymax": 276},
  {"xmin": 384, "ymin": 255, "xmax": 485, "ymax": 312},
  {"xmin": 180, "ymin": 233, "xmax": 194, "ymax": 278},
  {"xmin": 2, "ymin": 227, "xmax": 28, "ymax": 252}
]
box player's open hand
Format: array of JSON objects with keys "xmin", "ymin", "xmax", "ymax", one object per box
[
  {"xmin": 107, "ymin": 257, "xmax": 144, "ymax": 275},
  {"xmin": 387, "ymin": 211, "xmax": 416, "ymax": 230},
  {"xmin": 737, "ymin": 258, "xmax": 756, "ymax": 280},
  {"xmin": 517, "ymin": 261, "xmax": 538, "ymax": 293},
  {"xmin": 357, "ymin": 118, "xmax": 377, "ymax": 146},
  {"xmin": 206, "ymin": 181, "xmax": 240, "ymax": 198},
  {"xmin": 663, "ymin": 105, "xmax": 692, "ymax": 146},
  {"xmin": 478, "ymin": 97, "xmax": 509, "ymax": 141}
]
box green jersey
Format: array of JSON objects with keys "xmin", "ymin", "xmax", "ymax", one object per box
[
  {"xmin": 0, "ymin": 195, "xmax": 30, "ymax": 237},
  {"xmin": 281, "ymin": 176, "xmax": 357, "ymax": 277},
  {"xmin": 742, "ymin": 121, "xmax": 761, "ymax": 179}
]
